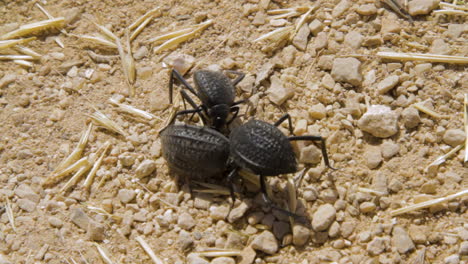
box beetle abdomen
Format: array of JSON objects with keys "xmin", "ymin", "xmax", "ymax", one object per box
[
  {"xmin": 230, "ymin": 119, "xmax": 297, "ymax": 176},
  {"xmin": 194, "ymin": 70, "xmax": 235, "ymax": 107},
  {"xmin": 161, "ymin": 125, "xmax": 230, "ymax": 178}
]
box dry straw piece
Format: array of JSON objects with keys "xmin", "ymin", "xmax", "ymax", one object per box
[
  {"xmin": 391, "ymin": 189, "xmax": 468, "ymax": 216},
  {"xmin": 95, "ymin": 244, "xmax": 117, "ymax": 264},
  {"xmin": 413, "ymin": 102, "xmax": 450, "ymax": 119},
  {"xmin": 377, "ymin": 51, "xmax": 468, "ymax": 64},
  {"xmin": 109, "ymin": 98, "xmax": 158, "ymax": 121},
  {"xmin": 194, "ymin": 249, "xmax": 242, "ymax": 257},
  {"xmin": 151, "ymin": 19, "xmax": 213, "ymax": 54},
  {"xmin": 135, "ymin": 236, "xmax": 165, "ymax": 264},
  {"xmin": 83, "ymin": 141, "xmax": 111, "ymax": 191},
  {"xmin": 464, "ymin": 94, "xmax": 468, "ymax": 163},
  {"xmin": 426, "ymin": 143, "xmax": 465, "ymax": 171},
  {"xmin": 87, "ymin": 109, "xmax": 127, "ymax": 136},
  {"xmin": 0, "ymin": 17, "xmax": 65, "ymax": 40},
  {"xmin": 0, "ymin": 37, "xmax": 36, "ymax": 50},
  {"xmin": 5, "ymin": 197, "xmax": 16, "ymax": 232}
]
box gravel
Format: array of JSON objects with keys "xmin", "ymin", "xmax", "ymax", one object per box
[
  {"xmin": 331, "ymin": 58, "xmax": 362, "ymax": 86},
  {"xmin": 392, "ymin": 226, "xmax": 415, "ymax": 254},
  {"xmin": 358, "ymin": 105, "xmax": 398, "ymax": 138},
  {"xmin": 251, "ymin": 230, "xmax": 279, "ymax": 254},
  {"xmin": 443, "ymin": 129, "xmax": 465, "ymax": 147},
  {"xmin": 312, "ymin": 204, "xmax": 336, "ymax": 232},
  {"xmin": 408, "ymin": 0, "xmax": 440, "ymax": 16}
]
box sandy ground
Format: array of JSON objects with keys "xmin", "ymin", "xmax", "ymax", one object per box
[{"xmin": 0, "ymin": 0, "xmax": 467, "ymax": 263}]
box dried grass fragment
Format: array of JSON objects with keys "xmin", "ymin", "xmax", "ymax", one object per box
[
  {"xmin": 464, "ymin": 93, "xmax": 468, "ymax": 163},
  {"xmin": 0, "ymin": 55, "xmax": 35, "ymax": 61},
  {"xmin": 60, "ymin": 159, "xmax": 92, "ymax": 192},
  {"xmin": 87, "ymin": 109, "xmax": 127, "ymax": 136},
  {"xmin": 83, "ymin": 141, "xmax": 111, "ymax": 191},
  {"xmin": 45, "ymin": 157, "xmax": 89, "ymax": 186},
  {"xmin": 13, "ymin": 60, "xmax": 34, "ymax": 67},
  {"xmin": 433, "ymin": 9, "xmax": 468, "ymax": 15},
  {"xmin": 87, "ymin": 205, "xmax": 122, "ymax": 222},
  {"xmin": 358, "ymin": 187, "xmax": 387, "ymax": 196},
  {"xmin": 413, "ymin": 103, "xmax": 449, "ymax": 119},
  {"xmin": 54, "ymin": 123, "xmax": 93, "ymax": 174},
  {"xmin": 1, "ymin": 17, "xmax": 65, "ymax": 40},
  {"xmin": 95, "ymin": 244, "xmax": 116, "ymax": 264},
  {"xmin": 15, "ymin": 45, "xmax": 42, "ymax": 59},
  {"xmin": 391, "ymin": 189, "xmax": 468, "ymax": 216},
  {"xmin": 152, "ymin": 20, "xmax": 213, "ymax": 54},
  {"xmin": 425, "ymin": 143, "xmax": 464, "ymax": 171},
  {"xmin": 129, "ymin": 7, "xmax": 160, "ymax": 41},
  {"xmin": 377, "ymin": 51, "xmax": 468, "ymax": 64},
  {"xmin": 267, "ymin": 6, "xmax": 310, "ymax": 20},
  {"xmin": 109, "ymin": 98, "xmax": 157, "ymax": 121},
  {"xmin": 5, "ymin": 197, "xmax": 16, "ymax": 232},
  {"xmin": 440, "ymin": 2, "xmax": 468, "ymax": 11},
  {"xmin": 135, "ymin": 236, "xmax": 165, "ymax": 264},
  {"xmin": 72, "ymin": 34, "xmax": 118, "ymax": 49},
  {"xmin": 254, "ymin": 26, "xmax": 294, "ymax": 43},
  {"xmin": 0, "ymin": 37, "xmax": 36, "ymax": 50},
  {"xmin": 194, "ymin": 249, "xmax": 242, "ymax": 257}
]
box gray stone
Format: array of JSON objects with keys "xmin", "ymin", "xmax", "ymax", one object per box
[
  {"xmin": 14, "ymin": 184, "xmax": 40, "ymax": 203},
  {"xmin": 402, "ymin": 107, "xmax": 420, "ymax": 129},
  {"xmin": 392, "ymin": 226, "xmax": 415, "ymax": 254},
  {"xmin": 365, "ymin": 146, "xmax": 382, "ymax": 169},
  {"xmin": 272, "ymin": 221, "xmax": 290, "ymax": 239},
  {"xmin": 87, "ymin": 221, "xmax": 105, "ymax": 241},
  {"xmin": 344, "ymin": 31, "xmax": 363, "ymax": 49},
  {"xmin": 299, "ymin": 144, "xmax": 322, "ymax": 164},
  {"xmin": 381, "ymin": 141, "xmax": 400, "ymax": 159},
  {"xmin": 178, "ymin": 212, "xmax": 196, "ymax": 230},
  {"xmin": 135, "ymin": 159, "xmax": 156, "ymax": 178},
  {"xmin": 227, "ymin": 200, "xmax": 251, "ymax": 223},
  {"xmin": 367, "ymin": 237, "xmax": 388, "ymax": 255},
  {"xmin": 331, "ymin": 58, "xmax": 363, "ymax": 86},
  {"xmin": 430, "ymin": 39, "xmax": 451, "ymax": 55},
  {"xmin": 443, "ymin": 129, "xmax": 465, "ymax": 147},
  {"xmin": 178, "ymin": 230, "xmax": 194, "ymax": 250},
  {"xmin": 459, "ymin": 241, "xmax": 468, "ymax": 255},
  {"xmin": 293, "ymin": 224, "xmax": 310, "ymax": 246},
  {"xmin": 267, "ymin": 75, "xmax": 294, "ymax": 105},
  {"xmin": 118, "ymin": 189, "xmax": 136, "ymax": 203},
  {"xmin": 312, "ymin": 204, "xmax": 336, "ymax": 231},
  {"xmin": 444, "ymin": 254, "xmax": 460, "ymax": 264},
  {"xmin": 357, "ymin": 4, "xmax": 377, "ymax": 15},
  {"xmin": 341, "ymin": 221, "xmax": 355, "ymax": 238},
  {"xmin": 377, "ymin": 75, "xmax": 399, "ymax": 94},
  {"xmin": 408, "ymin": 0, "xmax": 440, "ymax": 16},
  {"xmin": 292, "ymin": 24, "xmax": 310, "ymax": 51},
  {"xmin": 358, "ymin": 105, "xmax": 398, "ymax": 138},
  {"xmin": 48, "ymin": 216, "xmax": 63, "ymax": 228},
  {"xmin": 187, "ymin": 253, "xmax": 209, "ymax": 264},
  {"xmin": 210, "ymin": 204, "xmax": 229, "ymax": 220},
  {"xmin": 332, "ymin": 0, "xmax": 352, "ymax": 18},
  {"xmin": 251, "ymin": 231, "xmax": 278, "ymax": 254},
  {"xmin": 309, "ymin": 19, "xmax": 323, "ymax": 36},
  {"xmin": 313, "ymin": 32, "xmax": 328, "ymax": 50},
  {"xmin": 17, "ymin": 198, "xmax": 36, "ymax": 212},
  {"xmin": 70, "ymin": 208, "xmax": 90, "ymax": 230}
]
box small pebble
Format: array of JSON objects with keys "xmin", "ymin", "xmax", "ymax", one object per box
[
  {"xmin": 377, "ymin": 75, "xmax": 399, "ymax": 94},
  {"xmin": 443, "ymin": 129, "xmax": 465, "ymax": 147},
  {"xmin": 239, "ymin": 246, "xmax": 256, "ymax": 264},
  {"xmin": 357, "ymin": 4, "xmax": 377, "ymax": 15},
  {"xmin": 227, "ymin": 200, "xmax": 251, "ymax": 223},
  {"xmin": 364, "ymin": 146, "xmax": 382, "ymax": 169},
  {"xmin": 392, "ymin": 226, "xmax": 415, "ymax": 254},
  {"xmin": 17, "ymin": 198, "xmax": 36, "ymax": 212},
  {"xmin": 211, "ymin": 257, "xmax": 235, "ymax": 264},
  {"xmin": 178, "ymin": 212, "xmax": 196, "ymax": 230},
  {"xmin": 70, "ymin": 208, "xmax": 90, "ymax": 230},
  {"xmin": 135, "ymin": 159, "xmax": 157, "ymax": 178},
  {"xmin": 118, "ymin": 189, "xmax": 136, "ymax": 204},
  {"xmin": 332, "ymin": 0, "xmax": 351, "ymax": 18},
  {"xmin": 312, "ymin": 204, "xmax": 336, "ymax": 231},
  {"xmin": 292, "ymin": 224, "xmax": 310, "ymax": 246},
  {"xmin": 459, "ymin": 241, "xmax": 468, "ymax": 255},
  {"xmin": 48, "ymin": 216, "xmax": 63, "ymax": 228},
  {"xmin": 308, "ymin": 19, "xmax": 323, "ymax": 36},
  {"xmin": 178, "ymin": 230, "xmax": 194, "ymax": 251},
  {"xmin": 381, "ymin": 141, "xmax": 400, "ymax": 159},
  {"xmin": 210, "ymin": 205, "xmax": 230, "ymax": 221},
  {"xmin": 408, "ymin": 0, "xmax": 439, "ymax": 16},
  {"xmin": 358, "ymin": 105, "xmax": 398, "ymax": 138},
  {"xmin": 402, "ymin": 107, "xmax": 420, "ymax": 129},
  {"xmin": 87, "ymin": 221, "xmax": 105, "ymax": 241},
  {"xmin": 267, "ymin": 75, "xmax": 294, "ymax": 105},
  {"xmin": 444, "ymin": 254, "xmax": 460, "ymax": 264},
  {"xmin": 360, "ymin": 202, "xmax": 377, "ymax": 213},
  {"xmin": 251, "ymin": 231, "xmax": 278, "ymax": 254},
  {"xmin": 292, "ymin": 24, "xmax": 310, "ymax": 51},
  {"xmin": 187, "ymin": 253, "xmax": 209, "ymax": 264},
  {"xmin": 308, "ymin": 103, "xmax": 326, "ymax": 119},
  {"xmin": 331, "ymin": 58, "xmax": 363, "ymax": 86},
  {"xmin": 367, "ymin": 237, "xmax": 388, "ymax": 255},
  {"xmin": 344, "ymin": 31, "xmax": 363, "ymax": 49}
]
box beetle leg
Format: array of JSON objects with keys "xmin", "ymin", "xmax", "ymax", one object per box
[
  {"xmin": 226, "ymin": 106, "xmax": 240, "ymax": 125},
  {"xmin": 232, "ymin": 99, "xmax": 247, "ymax": 106},
  {"xmin": 227, "ymin": 167, "xmax": 239, "ymax": 206},
  {"xmin": 180, "ymin": 90, "xmax": 209, "ymax": 125},
  {"xmin": 273, "ymin": 113, "xmax": 294, "ymax": 135},
  {"xmin": 224, "ymin": 70, "xmax": 245, "ymax": 86},
  {"xmin": 169, "ymin": 69, "xmax": 198, "ymax": 103},
  {"xmin": 288, "ymin": 135, "xmax": 337, "ymax": 170}
]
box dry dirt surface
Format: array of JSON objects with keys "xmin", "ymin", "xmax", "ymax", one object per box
[{"xmin": 0, "ymin": 0, "xmax": 467, "ymax": 263}]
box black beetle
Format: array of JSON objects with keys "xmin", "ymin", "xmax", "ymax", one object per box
[
  {"xmin": 160, "ymin": 124, "xmax": 230, "ymax": 179},
  {"xmin": 226, "ymin": 114, "xmax": 335, "ymax": 215},
  {"xmin": 169, "ymin": 69, "xmax": 245, "ymax": 130}
]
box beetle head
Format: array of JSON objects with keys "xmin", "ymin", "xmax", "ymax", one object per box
[{"xmin": 209, "ymin": 104, "xmax": 230, "ymax": 129}]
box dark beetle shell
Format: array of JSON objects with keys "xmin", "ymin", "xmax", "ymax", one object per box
[
  {"xmin": 161, "ymin": 124, "xmax": 230, "ymax": 178},
  {"xmin": 229, "ymin": 119, "xmax": 297, "ymax": 176},
  {"xmin": 194, "ymin": 70, "xmax": 235, "ymax": 107}
]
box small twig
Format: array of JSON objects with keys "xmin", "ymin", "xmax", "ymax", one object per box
[{"xmin": 135, "ymin": 236, "xmax": 165, "ymax": 264}]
